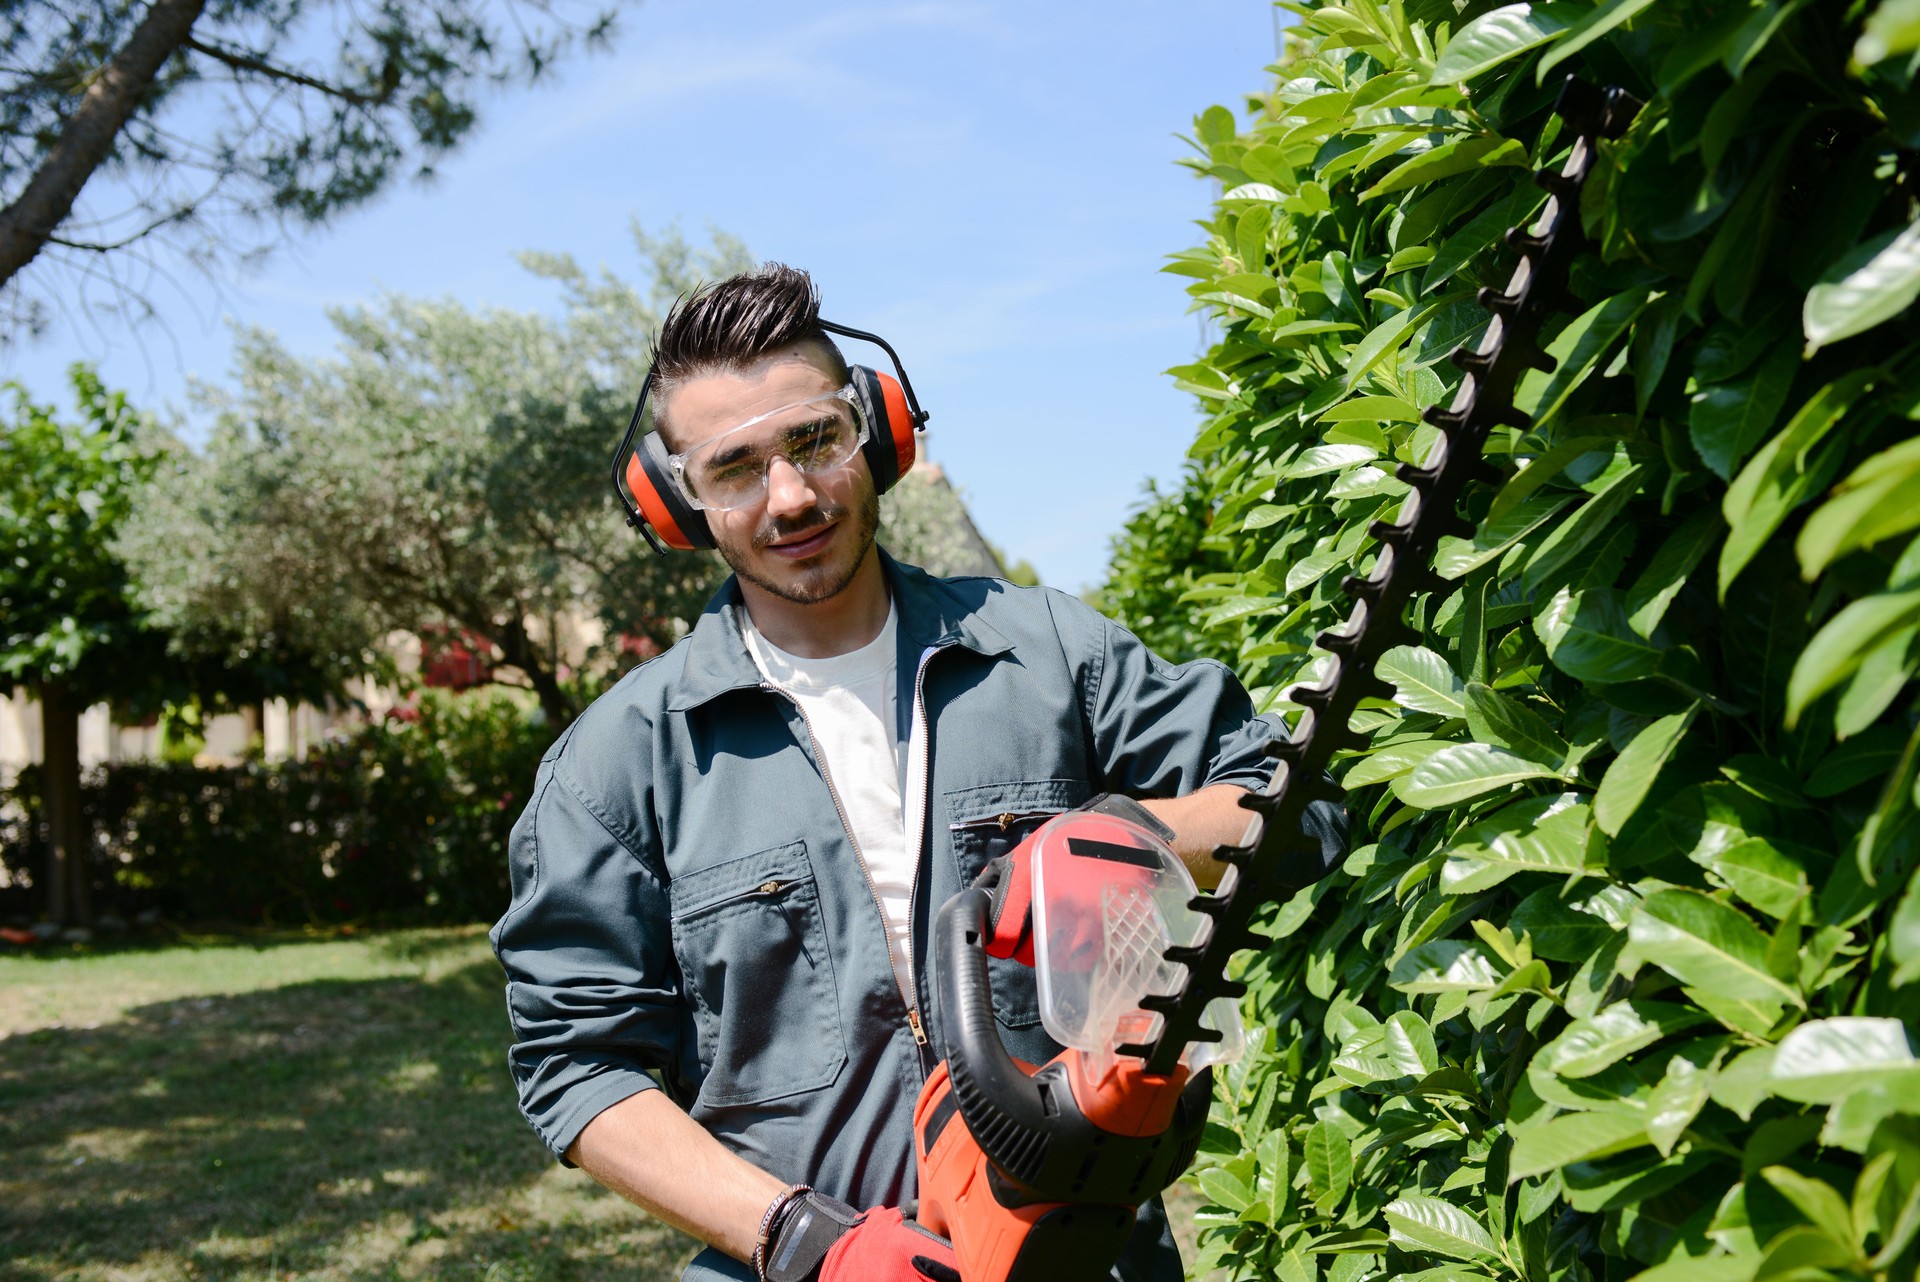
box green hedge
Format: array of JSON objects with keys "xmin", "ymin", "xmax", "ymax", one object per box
[
  {"xmin": 0, "ymin": 690, "xmax": 546, "ymax": 925},
  {"xmin": 1100, "ymin": 3, "xmax": 1920, "ymax": 1280}
]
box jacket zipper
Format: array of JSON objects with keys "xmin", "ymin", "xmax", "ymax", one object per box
[
  {"xmin": 901, "ymin": 645, "xmax": 943, "ymax": 1072},
  {"xmin": 669, "ymin": 878, "xmax": 798, "ymax": 921},
  {"xmin": 765, "ymin": 683, "xmax": 929, "ymax": 1053},
  {"xmin": 948, "ymin": 809, "xmax": 1063, "ymax": 834}
]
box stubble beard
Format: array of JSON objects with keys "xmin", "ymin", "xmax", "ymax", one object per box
[{"xmin": 719, "ymin": 485, "xmax": 882, "ymax": 606}]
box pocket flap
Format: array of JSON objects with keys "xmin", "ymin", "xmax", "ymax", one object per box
[{"xmin": 669, "ymin": 841, "xmax": 814, "ymax": 919}]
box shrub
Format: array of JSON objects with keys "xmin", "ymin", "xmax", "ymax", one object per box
[
  {"xmin": 1101, "ymin": 3, "xmax": 1920, "ymax": 1280},
  {"xmin": 0, "ymin": 689, "xmax": 547, "ymax": 925}
]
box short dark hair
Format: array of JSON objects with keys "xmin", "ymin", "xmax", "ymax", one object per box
[{"xmin": 650, "ymin": 263, "xmax": 849, "ymax": 444}]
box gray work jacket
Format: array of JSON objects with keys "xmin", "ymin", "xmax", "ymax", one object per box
[{"xmin": 490, "ymin": 554, "xmax": 1333, "ymax": 1280}]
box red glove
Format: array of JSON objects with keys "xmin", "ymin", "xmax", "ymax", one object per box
[
  {"xmin": 760, "ymin": 1190, "xmax": 957, "ymax": 1282},
  {"xmin": 977, "ymin": 793, "xmax": 1176, "ymax": 967}
]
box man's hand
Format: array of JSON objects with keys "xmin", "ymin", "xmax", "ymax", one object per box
[{"xmin": 761, "ymin": 1191, "xmax": 958, "ymax": 1282}]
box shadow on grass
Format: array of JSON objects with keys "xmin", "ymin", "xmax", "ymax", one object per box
[{"xmin": 0, "ymin": 957, "xmax": 698, "ymax": 1282}]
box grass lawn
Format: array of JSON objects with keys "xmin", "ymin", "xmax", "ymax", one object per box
[
  {"xmin": 1, "ymin": 926, "xmax": 1210, "ymax": 1282},
  {"xmin": 0, "ymin": 927, "xmax": 698, "ymax": 1282}
]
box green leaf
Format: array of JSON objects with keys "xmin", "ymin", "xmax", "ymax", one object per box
[
  {"xmin": 1383, "ymin": 1195, "xmax": 1499, "ymax": 1261},
  {"xmin": 1646, "ymin": 1052, "xmax": 1715, "ymax": 1157},
  {"xmin": 1804, "ymin": 222, "xmax": 1920, "ymax": 352},
  {"xmin": 1441, "ymin": 793, "xmax": 1590, "ymax": 894},
  {"xmin": 1515, "ymin": 289, "xmax": 1655, "ymax": 430},
  {"xmin": 1286, "ymin": 443, "xmax": 1381, "ymax": 478},
  {"xmin": 1305, "ymin": 1119, "xmax": 1352, "ymax": 1210},
  {"xmin": 1797, "ymin": 437, "xmax": 1920, "ymax": 579},
  {"xmin": 1893, "ymin": 870, "xmax": 1920, "ymax": 986},
  {"xmin": 1759, "ymin": 1167, "xmax": 1857, "ymax": 1249},
  {"xmin": 1541, "ymin": 1000, "xmax": 1711, "ymax": 1078},
  {"xmin": 1520, "ymin": 462, "xmax": 1648, "ymax": 593},
  {"xmin": 1535, "ymin": 586, "xmax": 1664, "ymax": 683},
  {"xmin": 1399, "ymin": 742, "xmax": 1568, "ymax": 808},
  {"xmin": 1708, "ymin": 837, "xmax": 1814, "ymax": 920},
  {"xmin": 1386, "ymin": 1010, "xmax": 1441, "ymax": 1077},
  {"xmin": 1710, "ymin": 1045, "xmax": 1778, "ymax": 1120},
  {"xmin": 1768, "ymin": 1016, "xmax": 1920, "ymax": 1103},
  {"xmin": 1626, "ymin": 889, "xmax": 1802, "ymax": 1007},
  {"xmin": 1379, "ymin": 645, "xmax": 1467, "ymax": 716},
  {"xmin": 1197, "ymin": 1167, "xmax": 1254, "ymax": 1212},
  {"xmin": 1345, "ymin": 301, "xmax": 1436, "ymax": 392},
  {"xmin": 1536, "ymin": 0, "xmax": 1661, "ymax": 80},
  {"xmin": 1436, "ymin": 493, "xmax": 1575, "ymax": 579},
  {"xmin": 1509, "ymin": 1111, "xmax": 1649, "ymax": 1180},
  {"xmin": 1318, "ymin": 394, "xmax": 1422, "ymax": 424},
  {"xmin": 1784, "ymin": 587, "xmax": 1920, "ymax": 725},
  {"xmin": 1856, "ymin": 0, "xmax": 1920, "ymax": 63},
  {"xmin": 1594, "ymin": 705, "xmax": 1698, "ymax": 836},
  {"xmin": 1431, "ymin": 3, "xmax": 1583, "ymax": 83},
  {"xmin": 1361, "ymin": 136, "xmax": 1528, "ymax": 201},
  {"xmin": 1511, "ymin": 885, "xmax": 1633, "ymax": 962},
  {"xmin": 1344, "ymin": 738, "xmax": 1451, "ymax": 787},
  {"xmin": 1390, "ymin": 941, "xmax": 1503, "ymax": 994},
  {"xmin": 1625, "ymin": 509, "xmax": 1722, "ymax": 636},
  {"xmin": 1688, "ymin": 341, "xmax": 1800, "ymax": 481},
  {"xmin": 1464, "ymin": 682, "xmax": 1569, "ymax": 765},
  {"xmin": 1720, "ymin": 370, "xmax": 1878, "ymax": 596},
  {"xmin": 1487, "ymin": 435, "xmax": 1616, "ymax": 524}
]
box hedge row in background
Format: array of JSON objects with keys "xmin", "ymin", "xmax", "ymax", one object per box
[
  {"xmin": 1100, "ymin": 3, "xmax": 1920, "ymax": 1280},
  {"xmin": 0, "ymin": 690, "xmax": 545, "ymax": 926}
]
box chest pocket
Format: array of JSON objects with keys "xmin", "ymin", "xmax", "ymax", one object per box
[
  {"xmin": 669, "ymin": 841, "xmax": 847, "ymax": 1109},
  {"xmin": 944, "ymin": 779, "xmax": 1090, "ymax": 1029}
]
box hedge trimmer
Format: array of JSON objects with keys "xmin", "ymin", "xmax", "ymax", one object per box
[{"xmin": 911, "ymin": 79, "xmax": 1642, "ymax": 1282}]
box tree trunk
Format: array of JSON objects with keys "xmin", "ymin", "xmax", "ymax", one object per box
[
  {"xmin": 0, "ymin": 0, "xmax": 209, "ymax": 290},
  {"xmin": 494, "ymin": 620, "xmax": 577, "ymax": 732},
  {"xmin": 38, "ymin": 682, "xmax": 92, "ymax": 926}
]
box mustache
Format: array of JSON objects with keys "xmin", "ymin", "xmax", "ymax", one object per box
[{"xmin": 752, "ymin": 501, "xmax": 846, "ymax": 550}]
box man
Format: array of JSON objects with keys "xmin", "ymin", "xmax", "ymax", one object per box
[{"xmin": 491, "ymin": 265, "xmax": 1342, "ymax": 1282}]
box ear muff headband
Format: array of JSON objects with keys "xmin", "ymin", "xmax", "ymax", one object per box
[{"xmin": 611, "ymin": 321, "xmax": 930, "ymax": 555}]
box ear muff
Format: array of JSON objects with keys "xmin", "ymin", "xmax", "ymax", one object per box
[
  {"xmin": 851, "ymin": 364, "xmax": 918, "ymax": 495},
  {"xmin": 628, "ymin": 431, "xmax": 713, "ymax": 551}
]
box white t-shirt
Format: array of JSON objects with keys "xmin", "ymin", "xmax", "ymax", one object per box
[{"xmin": 740, "ymin": 606, "xmax": 920, "ymax": 986}]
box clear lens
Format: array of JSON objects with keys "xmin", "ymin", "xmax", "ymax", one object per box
[{"xmin": 675, "ymin": 390, "xmax": 868, "ymax": 511}]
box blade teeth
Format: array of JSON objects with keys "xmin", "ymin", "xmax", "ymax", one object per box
[
  {"xmin": 1293, "ymin": 681, "xmax": 1336, "ymax": 713},
  {"xmin": 1424, "ymin": 404, "xmax": 1469, "ymax": 430},
  {"xmin": 1163, "ymin": 944, "xmax": 1207, "ymax": 967},
  {"xmin": 1534, "ymin": 168, "xmax": 1580, "ymax": 199},
  {"xmin": 1263, "ymin": 735, "xmax": 1307, "ymax": 762},
  {"xmin": 1188, "ymin": 893, "xmax": 1228, "ymax": 918},
  {"xmin": 1368, "ymin": 517, "xmax": 1411, "ymax": 545},
  {"xmin": 1115, "ymin": 1041, "xmax": 1153, "ymax": 1060},
  {"xmin": 1395, "ymin": 461, "xmax": 1439, "ymax": 488},
  {"xmin": 1220, "ymin": 980, "xmax": 1248, "ymax": 1000},
  {"xmin": 1315, "ymin": 626, "xmax": 1361, "ymax": 656},
  {"xmin": 1476, "ymin": 285, "xmax": 1523, "ymax": 315},
  {"xmin": 1503, "ymin": 227, "xmax": 1549, "ymax": 255},
  {"xmin": 1450, "ymin": 346, "xmax": 1495, "ymax": 376},
  {"xmin": 1341, "ymin": 570, "xmax": 1387, "ymax": 602},
  {"xmin": 1140, "ymin": 993, "xmax": 1182, "ymax": 1015}
]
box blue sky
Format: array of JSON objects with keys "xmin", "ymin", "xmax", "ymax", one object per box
[{"xmin": 4, "ymin": 0, "xmax": 1283, "ymax": 594}]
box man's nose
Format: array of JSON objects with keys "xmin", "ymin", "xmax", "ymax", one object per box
[{"xmin": 763, "ymin": 456, "xmax": 818, "ymax": 519}]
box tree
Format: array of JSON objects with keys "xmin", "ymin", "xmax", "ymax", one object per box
[
  {"xmin": 1102, "ymin": 2, "xmax": 1920, "ymax": 1279},
  {"xmin": 119, "ymin": 226, "xmax": 746, "ymax": 731},
  {"xmin": 0, "ymin": 0, "xmax": 615, "ymax": 340}
]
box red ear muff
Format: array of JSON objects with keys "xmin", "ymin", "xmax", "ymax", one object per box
[
  {"xmin": 853, "ymin": 365, "xmax": 918, "ymax": 494},
  {"xmin": 629, "ymin": 432, "xmax": 713, "ymax": 551}
]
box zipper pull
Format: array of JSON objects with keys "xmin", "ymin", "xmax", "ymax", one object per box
[
  {"xmin": 906, "ymin": 1008, "xmax": 928, "ymax": 1046},
  {"xmin": 756, "ymin": 880, "xmax": 785, "ymax": 896},
  {"xmin": 996, "ymin": 812, "xmax": 1016, "ymax": 831}
]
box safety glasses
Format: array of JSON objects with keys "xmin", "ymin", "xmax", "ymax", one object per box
[{"xmin": 665, "ymin": 386, "xmax": 871, "ymax": 512}]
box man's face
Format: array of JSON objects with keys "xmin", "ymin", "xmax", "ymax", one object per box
[{"xmin": 661, "ymin": 344, "xmax": 880, "ymax": 607}]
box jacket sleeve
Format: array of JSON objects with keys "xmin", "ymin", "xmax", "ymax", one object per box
[
  {"xmin": 489, "ymin": 743, "xmax": 688, "ymax": 1164},
  {"xmin": 1069, "ymin": 597, "xmax": 1349, "ymax": 872}
]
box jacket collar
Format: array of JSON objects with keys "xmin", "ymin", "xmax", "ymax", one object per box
[{"xmin": 664, "ymin": 549, "xmax": 1012, "ymax": 713}]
